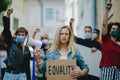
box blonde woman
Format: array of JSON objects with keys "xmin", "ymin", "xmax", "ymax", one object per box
[{"xmin": 35, "ymin": 26, "xmax": 89, "ymax": 80}]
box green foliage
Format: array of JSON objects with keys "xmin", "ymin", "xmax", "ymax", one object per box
[{"xmin": 0, "ymin": 0, "xmax": 12, "ymax": 13}]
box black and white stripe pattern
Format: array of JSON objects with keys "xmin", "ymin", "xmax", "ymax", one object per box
[{"xmin": 100, "ymin": 66, "xmax": 120, "ymax": 80}]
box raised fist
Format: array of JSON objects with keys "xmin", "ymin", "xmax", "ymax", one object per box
[
  {"xmin": 34, "ymin": 28, "xmax": 40, "ymax": 34},
  {"xmin": 105, "ymin": 2, "xmax": 112, "ymax": 10},
  {"xmin": 70, "ymin": 18, "xmax": 74, "ymax": 24},
  {"xmin": 7, "ymin": 8, "xmax": 13, "ymax": 17}
]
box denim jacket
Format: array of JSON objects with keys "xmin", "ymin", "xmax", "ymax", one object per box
[{"xmin": 39, "ymin": 49, "xmax": 89, "ymax": 73}]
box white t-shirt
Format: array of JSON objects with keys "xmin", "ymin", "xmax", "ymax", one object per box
[
  {"xmin": 59, "ymin": 55, "xmax": 68, "ymax": 60},
  {"xmin": 0, "ymin": 50, "xmax": 7, "ymax": 68}
]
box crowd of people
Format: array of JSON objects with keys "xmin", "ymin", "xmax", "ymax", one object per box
[{"xmin": 0, "ymin": 2, "xmax": 120, "ymax": 80}]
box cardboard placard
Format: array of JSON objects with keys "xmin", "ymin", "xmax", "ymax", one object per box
[{"xmin": 46, "ymin": 59, "xmax": 77, "ymax": 80}]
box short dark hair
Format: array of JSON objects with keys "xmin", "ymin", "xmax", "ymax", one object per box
[
  {"xmin": 94, "ymin": 29, "xmax": 100, "ymax": 36},
  {"xmin": 15, "ymin": 27, "xmax": 28, "ymax": 35},
  {"xmin": 84, "ymin": 26, "xmax": 92, "ymax": 31}
]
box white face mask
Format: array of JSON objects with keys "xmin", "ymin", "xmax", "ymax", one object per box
[
  {"xmin": 84, "ymin": 32, "xmax": 92, "ymax": 39},
  {"xmin": 42, "ymin": 39, "xmax": 48, "ymax": 43},
  {"xmin": 92, "ymin": 33, "xmax": 98, "ymax": 40}
]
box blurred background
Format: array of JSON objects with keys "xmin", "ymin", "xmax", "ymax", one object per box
[
  {"xmin": 0, "ymin": 0, "xmax": 120, "ymax": 41},
  {"xmin": 0, "ymin": 0, "xmax": 120, "ymax": 79}
]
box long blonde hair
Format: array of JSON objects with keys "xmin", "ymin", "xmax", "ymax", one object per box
[{"xmin": 48, "ymin": 25, "xmax": 76, "ymax": 55}]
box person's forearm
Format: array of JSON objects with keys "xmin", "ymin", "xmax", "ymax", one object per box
[
  {"xmin": 36, "ymin": 58, "xmax": 42, "ymax": 68},
  {"xmin": 35, "ymin": 52, "xmax": 43, "ymax": 68},
  {"xmin": 32, "ymin": 28, "xmax": 40, "ymax": 39},
  {"xmin": 32, "ymin": 32, "xmax": 37, "ymax": 39},
  {"xmin": 2, "ymin": 16, "xmax": 12, "ymax": 46},
  {"xmin": 79, "ymin": 69, "xmax": 88, "ymax": 77},
  {"xmin": 3, "ymin": 16, "xmax": 10, "ymax": 29},
  {"xmin": 102, "ymin": 8, "xmax": 109, "ymax": 35},
  {"xmin": 102, "ymin": 3, "xmax": 112, "ymax": 35}
]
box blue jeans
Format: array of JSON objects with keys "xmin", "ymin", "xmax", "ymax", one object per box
[
  {"xmin": 3, "ymin": 72, "xmax": 27, "ymax": 80},
  {"xmin": 34, "ymin": 76, "xmax": 40, "ymax": 80}
]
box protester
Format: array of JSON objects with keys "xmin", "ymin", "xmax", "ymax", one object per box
[
  {"xmin": 100, "ymin": 2, "xmax": 120, "ymax": 80},
  {"xmin": 35, "ymin": 26, "xmax": 89, "ymax": 80},
  {"xmin": 92, "ymin": 29, "xmax": 101, "ymax": 44},
  {"xmin": 2, "ymin": 8, "xmax": 32, "ymax": 80},
  {"xmin": 69, "ymin": 18, "xmax": 101, "ymax": 51},
  {"xmin": 0, "ymin": 34, "xmax": 7, "ymax": 80},
  {"xmin": 91, "ymin": 29, "xmax": 101, "ymax": 53},
  {"xmin": 69, "ymin": 18, "xmax": 74, "ymax": 32},
  {"xmin": 75, "ymin": 26, "xmax": 101, "ymax": 51},
  {"xmin": 32, "ymin": 28, "xmax": 50, "ymax": 53},
  {"xmin": 32, "ymin": 29, "xmax": 50, "ymax": 80}
]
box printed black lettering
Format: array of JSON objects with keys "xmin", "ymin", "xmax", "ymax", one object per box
[
  {"xmin": 59, "ymin": 66, "xmax": 63, "ymax": 75},
  {"xmin": 52, "ymin": 66, "xmax": 56, "ymax": 75},
  {"xmin": 67, "ymin": 65, "xmax": 71, "ymax": 74},
  {"xmin": 48, "ymin": 66, "xmax": 51, "ymax": 75},
  {"xmin": 71, "ymin": 66, "xmax": 74, "ymax": 70}
]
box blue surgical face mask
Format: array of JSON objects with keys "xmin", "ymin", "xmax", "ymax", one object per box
[{"xmin": 16, "ymin": 36, "xmax": 25, "ymax": 43}]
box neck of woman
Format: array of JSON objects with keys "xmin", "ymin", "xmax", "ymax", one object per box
[{"xmin": 111, "ymin": 36, "xmax": 117, "ymax": 42}]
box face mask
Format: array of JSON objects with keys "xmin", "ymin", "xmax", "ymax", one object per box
[
  {"xmin": 92, "ymin": 33, "xmax": 98, "ymax": 40},
  {"xmin": 16, "ymin": 36, "xmax": 25, "ymax": 43},
  {"xmin": 84, "ymin": 32, "xmax": 92, "ymax": 39},
  {"xmin": 111, "ymin": 30, "xmax": 119, "ymax": 37},
  {"xmin": 42, "ymin": 39, "xmax": 48, "ymax": 43}
]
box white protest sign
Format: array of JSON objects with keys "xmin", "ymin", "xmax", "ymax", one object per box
[{"xmin": 75, "ymin": 44, "xmax": 101, "ymax": 77}]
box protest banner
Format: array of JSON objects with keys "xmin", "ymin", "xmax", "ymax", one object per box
[{"xmin": 75, "ymin": 44, "xmax": 101, "ymax": 77}]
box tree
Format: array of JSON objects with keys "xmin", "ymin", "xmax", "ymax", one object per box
[{"xmin": 0, "ymin": 0, "xmax": 12, "ymax": 13}]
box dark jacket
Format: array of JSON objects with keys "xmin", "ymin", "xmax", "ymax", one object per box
[
  {"xmin": 2, "ymin": 16, "xmax": 31, "ymax": 80},
  {"xmin": 74, "ymin": 35, "xmax": 101, "ymax": 51}
]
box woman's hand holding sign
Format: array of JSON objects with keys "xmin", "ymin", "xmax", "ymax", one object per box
[{"xmin": 70, "ymin": 69, "xmax": 88, "ymax": 79}]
